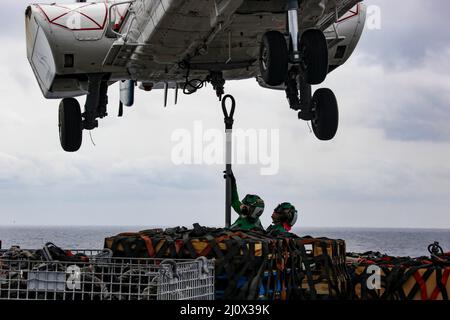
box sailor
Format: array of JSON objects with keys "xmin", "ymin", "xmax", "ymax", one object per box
[
  {"xmin": 267, "ymin": 202, "xmax": 298, "ymax": 236},
  {"xmin": 228, "ymin": 171, "xmax": 265, "ymax": 232}
]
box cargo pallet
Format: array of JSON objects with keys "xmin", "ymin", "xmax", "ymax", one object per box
[{"xmin": 0, "ymin": 249, "xmax": 215, "ymax": 301}]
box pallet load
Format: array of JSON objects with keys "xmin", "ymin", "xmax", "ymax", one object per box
[
  {"xmin": 0, "ymin": 243, "xmax": 215, "ymax": 301},
  {"xmin": 347, "ymin": 242, "xmax": 450, "ymax": 300},
  {"xmin": 104, "ymin": 224, "xmax": 351, "ymax": 300}
]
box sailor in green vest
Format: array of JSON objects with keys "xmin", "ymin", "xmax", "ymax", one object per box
[
  {"xmin": 228, "ymin": 171, "xmax": 265, "ymax": 232},
  {"xmin": 267, "ymin": 202, "xmax": 298, "ymax": 236}
]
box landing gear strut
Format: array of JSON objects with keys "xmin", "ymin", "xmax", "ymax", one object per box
[
  {"xmin": 291, "ymin": 76, "xmax": 338, "ymax": 141},
  {"xmin": 259, "ymin": 0, "xmax": 338, "ymax": 141},
  {"xmin": 83, "ymin": 74, "xmax": 108, "ymax": 131},
  {"xmin": 58, "ymin": 74, "xmax": 109, "ymax": 152},
  {"xmin": 259, "ymin": 0, "xmax": 329, "ymax": 87}
]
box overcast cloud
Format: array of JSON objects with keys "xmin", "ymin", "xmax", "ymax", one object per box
[{"xmin": 0, "ymin": 0, "xmax": 449, "ymax": 228}]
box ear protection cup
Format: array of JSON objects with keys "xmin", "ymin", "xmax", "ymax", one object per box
[
  {"xmin": 242, "ymin": 194, "xmax": 265, "ymax": 219},
  {"xmin": 273, "ymin": 202, "xmax": 298, "ymax": 226}
]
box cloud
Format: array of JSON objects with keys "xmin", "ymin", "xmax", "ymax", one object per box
[
  {"xmin": 331, "ymin": 49, "xmax": 450, "ymax": 142},
  {"xmin": 360, "ymin": 0, "xmax": 450, "ymax": 70},
  {"xmin": 0, "ymin": 0, "xmax": 77, "ymax": 37}
]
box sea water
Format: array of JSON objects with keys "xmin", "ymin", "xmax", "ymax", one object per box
[{"xmin": 0, "ymin": 226, "xmax": 448, "ymax": 257}]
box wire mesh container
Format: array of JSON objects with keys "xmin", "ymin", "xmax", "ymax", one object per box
[{"xmin": 0, "ymin": 249, "xmax": 214, "ymax": 301}]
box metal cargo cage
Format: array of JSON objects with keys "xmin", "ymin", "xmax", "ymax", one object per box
[{"xmin": 0, "ymin": 249, "xmax": 215, "ymax": 301}]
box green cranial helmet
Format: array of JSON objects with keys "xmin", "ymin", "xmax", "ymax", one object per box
[
  {"xmin": 272, "ymin": 202, "xmax": 298, "ymax": 226},
  {"xmin": 241, "ymin": 194, "xmax": 265, "ymax": 219}
]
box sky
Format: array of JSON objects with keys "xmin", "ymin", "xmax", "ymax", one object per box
[{"xmin": 0, "ymin": 0, "xmax": 449, "ymax": 228}]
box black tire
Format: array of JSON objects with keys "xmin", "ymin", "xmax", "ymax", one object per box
[
  {"xmin": 259, "ymin": 31, "xmax": 288, "ymax": 86},
  {"xmin": 59, "ymin": 98, "xmax": 82, "ymax": 152},
  {"xmin": 300, "ymin": 29, "xmax": 329, "ymax": 85},
  {"xmin": 312, "ymin": 88, "xmax": 338, "ymax": 141}
]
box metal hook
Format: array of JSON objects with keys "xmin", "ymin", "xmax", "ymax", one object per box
[{"xmin": 428, "ymin": 241, "xmax": 444, "ymax": 256}]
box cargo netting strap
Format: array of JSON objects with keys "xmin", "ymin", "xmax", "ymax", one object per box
[
  {"xmin": 104, "ymin": 226, "xmax": 350, "ymax": 300},
  {"xmin": 348, "ymin": 248, "xmax": 450, "ymax": 301}
]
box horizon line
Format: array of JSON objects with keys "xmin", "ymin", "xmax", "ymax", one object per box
[{"xmin": 0, "ymin": 224, "xmax": 449, "ymax": 231}]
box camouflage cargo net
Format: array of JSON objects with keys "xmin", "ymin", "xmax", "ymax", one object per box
[
  {"xmin": 347, "ymin": 243, "xmax": 450, "ymax": 300},
  {"xmin": 104, "ymin": 224, "xmax": 351, "ymax": 300}
]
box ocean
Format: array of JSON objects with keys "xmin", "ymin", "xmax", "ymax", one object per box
[{"xmin": 0, "ymin": 226, "xmax": 449, "ymax": 258}]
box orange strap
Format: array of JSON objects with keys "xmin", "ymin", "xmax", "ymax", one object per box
[
  {"xmin": 199, "ymin": 244, "xmax": 212, "ymax": 256},
  {"xmin": 175, "ymin": 239, "xmax": 184, "ymax": 254},
  {"xmin": 140, "ymin": 235, "xmax": 155, "ymax": 257}
]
